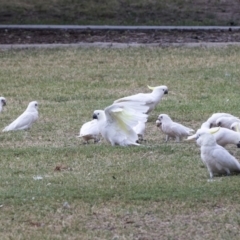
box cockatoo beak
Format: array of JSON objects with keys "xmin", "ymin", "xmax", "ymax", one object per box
[
  {"xmin": 92, "ymin": 113, "xmax": 98, "ymax": 119},
  {"xmin": 147, "ymin": 85, "xmax": 155, "ymax": 90}
]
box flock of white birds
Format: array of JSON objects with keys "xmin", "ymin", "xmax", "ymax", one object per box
[{"xmin": 1, "ymin": 86, "xmax": 240, "ymax": 179}]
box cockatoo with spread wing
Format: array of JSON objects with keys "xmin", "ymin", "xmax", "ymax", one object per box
[
  {"xmin": 2, "ymin": 101, "xmax": 38, "ymax": 132},
  {"xmin": 187, "ymin": 127, "xmax": 240, "ymax": 148},
  {"xmin": 0, "ymin": 97, "xmax": 6, "ymax": 113},
  {"xmin": 77, "ymin": 119, "xmax": 101, "ymax": 144},
  {"xmin": 93, "ymin": 103, "xmax": 148, "ymax": 146},
  {"xmin": 216, "ymin": 116, "xmax": 240, "ymax": 129},
  {"xmin": 114, "ymin": 85, "xmax": 168, "ymax": 114},
  {"xmin": 156, "ymin": 114, "xmax": 194, "ymax": 142},
  {"xmin": 194, "ymin": 130, "xmax": 240, "ymax": 178}
]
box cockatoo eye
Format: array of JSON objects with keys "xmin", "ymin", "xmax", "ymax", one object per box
[{"xmin": 35, "ymin": 103, "xmax": 38, "ymax": 107}]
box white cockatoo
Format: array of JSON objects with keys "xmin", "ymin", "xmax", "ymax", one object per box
[
  {"xmin": 77, "ymin": 119, "xmax": 101, "ymax": 144},
  {"xmin": 206, "ymin": 113, "xmax": 235, "ymax": 128},
  {"xmin": 194, "ymin": 130, "xmax": 240, "ymax": 178},
  {"xmin": 0, "ymin": 97, "xmax": 6, "ymax": 113},
  {"xmin": 156, "ymin": 114, "xmax": 194, "ymax": 142},
  {"xmin": 92, "ymin": 103, "xmax": 148, "ymax": 146},
  {"xmin": 216, "ymin": 116, "xmax": 240, "ymax": 129},
  {"xmin": 114, "ymin": 85, "xmax": 168, "ymax": 114},
  {"xmin": 187, "ymin": 127, "xmax": 240, "ymax": 148},
  {"xmin": 2, "ymin": 101, "xmax": 38, "ymax": 132},
  {"xmin": 200, "ymin": 121, "xmax": 211, "ymax": 129}
]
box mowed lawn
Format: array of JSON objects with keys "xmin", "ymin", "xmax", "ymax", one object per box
[{"xmin": 0, "ymin": 46, "xmax": 240, "ymax": 239}]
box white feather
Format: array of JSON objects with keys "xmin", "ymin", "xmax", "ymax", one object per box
[
  {"xmin": 133, "ymin": 121, "xmax": 146, "ymax": 140},
  {"xmin": 206, "ymin": 112, "xmax": 235, "ymax": 128},
  {"xmin": 157, "ymin": 114, "xmax": 194, "ymax": 142},
  {"xmin": 78, "ymin": 119, "xmax": 100, "ymax": 143},
  {"xmin": 2, "ymin": 101, "xmax": 38, "ymax": 132},
  {"xmin": 195, "ymin": 131, "xmax": 240, "ymax": 178},
  {"xmin": 93, "ymin": 102, "xmax": 148, "ymax": 146},
  {"xmin": 216, "ymin": 116, "xmax": 240, "ymax": 129},
  {"xmin": 114, "ymin": 85, "xmax": 168, "ymax": 114},
  {"xmin": 231, "ymin": 122, "xmax": 240, "ymax": 132},
  {"xmin": 187, "ymin": 127, "xmax": 240, "ymax": 148},
  {"xmin": 200, "ymin": 121, "xmax": 211, "ymax": 129}
]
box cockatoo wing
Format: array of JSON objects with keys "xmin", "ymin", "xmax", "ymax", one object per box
[
  {"xmin": 114, "ymin": 101, "xmax": 150, "ymax": 114},
  {"xmin": 104, "ymin": 104, "xmax": 147, "ymax": 143},
  {"xmin": 133, "ymin": 121, "xmax": 145, "ymax": 136},
  {"xmin": 3, "ymin": 112, "xmax": 37, "ymax": 132},
  {"xmin": 114, "ymin": 93, "xmax": 153, "ymax": 105},
  {"xmin": 79, "ymin": 119, "xmax": 100, "ymax": 137},
  {"xmin": 209, "ymin": 145, "xmax": 240, "ymax": 171},
  {"xmin": 170, "ymin": 123, "xmax": 194, "ymax": 136},
  {"xmin": 107, "ymin": 104, "xmax": 148, "ymax": 127}
]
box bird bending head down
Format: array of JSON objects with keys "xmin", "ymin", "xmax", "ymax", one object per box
[{"xmin": 193, "ymin": 130, "xmax": 240, "ymax": 178}]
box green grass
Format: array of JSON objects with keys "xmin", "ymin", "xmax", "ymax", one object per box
[
  {"xmin": 0, "ymin": 0, "xmax": 240, "ymax": 25},
  {"xmin": 1, "ymin": 46, "xmax": 240, "ymax": 239}
]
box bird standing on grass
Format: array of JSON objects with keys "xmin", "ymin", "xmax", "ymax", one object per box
[
  {"xmin": 216, "ymin": 116, "xmax": 240, "ymax": 129},
  {"xmin": 187, "ymin": 127, "xmax": 240, "ymax": 148},
  {"xmin": 77, "ymin": 119, "xmax": 101, "ymax": 144},
  {"xmin": 2, "ymin": 101, "xmax": 38, "ymax": 132},
  {"xmin": 114, "ymin": 85, "xmax": 168, "ymax": 114},
  {"xmin": 93, "ymin": 102, "xmax": 148, "ymax": 146},
  {"xmin": 194, "ymin": 130, "xmax": 240, "ymax": 179},
  {"xmin": 0, "ymin": 97, "xmax": 6, "ymax": 113},
  {"xmin": 156, "ymin": 113, "xmax": 194, "ymax": 142},
  {"xmin": 205, "ymin": 112, "xmax": 235, "ymax": 128}
]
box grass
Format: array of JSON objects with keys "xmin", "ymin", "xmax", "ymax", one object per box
[
  {"xmin": 1, "ymin": 46, "xmax": 240, "ymax": 239},
  {"xmin": 0, "ymin": 0, "xmax": 240, "ymax": 25}
]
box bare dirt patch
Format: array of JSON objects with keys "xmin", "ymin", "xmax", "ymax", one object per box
[{"xmin": 1, "ymin": 28, "xmax": 240, "ymax": 45}]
